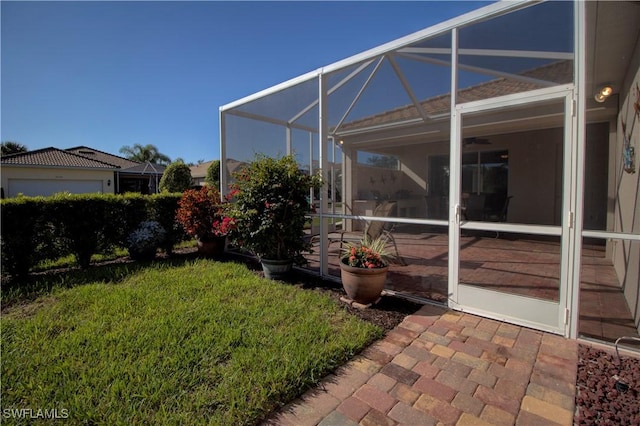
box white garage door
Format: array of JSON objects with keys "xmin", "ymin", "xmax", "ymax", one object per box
[{"xmin": 8, "ymin": 179, "xmax": 104, "ymax": 197}]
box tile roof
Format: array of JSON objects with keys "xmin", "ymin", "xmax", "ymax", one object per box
[
  {"xmin": 66, "ymin": 146, "xmax": 140, "ymax": 169},
  {"xmin": 189, "ymin": 160, "xmax": 214, "ymax": 179},
  {"xmin": 1, "ymin": 147, "xmax": 117, "ymax": 169},
  {"xmin": 339, "ymin": 60, "xmax": 573, "ymax": 132}
]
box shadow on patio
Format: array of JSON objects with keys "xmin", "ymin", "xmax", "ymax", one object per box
[{"xmin": 304, "ymin": 228, "xmax": 638, "ymax": 344}]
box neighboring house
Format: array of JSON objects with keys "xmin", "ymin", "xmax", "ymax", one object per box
[
  {"xmin": 66, "ymin": 146, "xmax": 166, "ymax": 194},
  {"xmin": 190, "ymin": 159, "xmax": 248, "ymax": 188},
  {"xmin": 1, "ymin": 146, "xmax": 165, "ymax": 198},
  {"xmin": 1, "ymin": 147, "xmax": 117, "ymax": 197},
  {"xmin": 189, "ymin": 161, "xmax": 214, "ymax": 186},
  {"xmin": 116, "ymin": 161, "xmax": 166, "ymax": 194}
]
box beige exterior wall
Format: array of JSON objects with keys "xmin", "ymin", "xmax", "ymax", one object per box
[
  {"xmin": 1, "ymin": 166, "xmax": 115, "ymax": 197},
  {"xmin": 491, "ymin": 129, "xmax": 563, "ymax": 226},
  {"xmin": 613, "ymin": 59, "xmax": 640, "ymax": 334}
]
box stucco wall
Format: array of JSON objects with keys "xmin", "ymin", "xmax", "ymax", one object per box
[
  {"xmin": 364, "ymin": 129, "xmax": 566, "ymax": 225},
  {"xmin": 1, "ymin": 166, "xmax": 115, "ymax": 197},
  {"xmin": 492, "ymin": 129, "xmax": 563, "ymax": 226},
  {"xmin": 614, "ymin": 63, "xmax": 640, "ymax": 334}
]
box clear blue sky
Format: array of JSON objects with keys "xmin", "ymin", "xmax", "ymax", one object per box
[{"xmin": 2, "ymin": 1, "xmax": 491, "ymax": 164}]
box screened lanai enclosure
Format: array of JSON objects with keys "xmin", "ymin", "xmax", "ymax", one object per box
[{"xmin": 220, "ymin": 0, "xmax": 640, "ymax": 345}]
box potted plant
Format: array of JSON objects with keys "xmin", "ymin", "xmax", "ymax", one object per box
[
  {"xmin": 126, "ymin": 220, "xmax": 166, "ymax": 261},
  {"xmin": 339, "ymin": 235, "xmax": 395, "ymax": 304},
  {"xmin": 176, "ymin": 186, "xmax": 234, "ymax": 257},
  {"xmin": 229, "ymin": 154, "xmax": 322, "ymax": 279}
]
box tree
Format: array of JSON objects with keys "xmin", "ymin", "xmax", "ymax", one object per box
[
  {"xmin": 367, "ymin": 154, "xmax": 398, "ymax": 169},
  {"xmin": 1, "ymin": 141, "xmax": 28, "ymax": 156},
  {"xmin": 173, "ymin": 157, "xmax": 195, "ymax": 166},
  {"xmin": 205, "ymin": 160, "xmax": 221, "ymax": 189},
  {"xmin": 159, "ymin": 162, "xmax": 192, "ymax": 192},
  {"xmin": 119, "ymin": 143, "xmax": 171, "ymax": 165}
]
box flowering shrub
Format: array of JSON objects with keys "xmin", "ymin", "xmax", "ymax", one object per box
[
  {"xmin": 176, "ymin": 187, "xmax": 233, "ymax": 241},
  {"xmin": 212, "ymin": 216, "xmax": 236, "ymax": 237},
  {"xmin": 229, "ymin": 154, "xmax": 322, "ymax": 263},
  {"xmin": 126, "ymin": 220, "xmax": 166, "ymax": 260},
  {"xmin": 340, "ymin": 235, "xmax": 394, "ymax": 268}
]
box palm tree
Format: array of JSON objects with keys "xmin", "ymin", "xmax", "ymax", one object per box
[
  {"xmin": 1, "ymin": 141, "xmax": 28, "ymax": 156},
  {"xmin": 119, "ymin": 144, "xmax": 171, "ymax": 165}
]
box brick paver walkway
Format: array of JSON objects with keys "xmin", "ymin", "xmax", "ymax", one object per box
[{"xmin": 266, "ymin": 304, "xmax": 578, "ymax": 425}]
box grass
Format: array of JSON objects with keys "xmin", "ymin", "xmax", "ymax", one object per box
[
  {"xmin": 1, "ymin": 259, "xmax": 382, "ymax": 425},
  {"xmin": 32, "ymin": 240, "xmax": 199, "ymax": 272},
  {"xmin": 32, "ymin": 247, "xmax": 130, "ymax": 271}
]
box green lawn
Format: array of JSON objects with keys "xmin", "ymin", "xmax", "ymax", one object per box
[
  {"xmin": 1, "ymin": 260, "xmax": 382, "ymax": 425},
  {"xmin": 32, "ymin": 239, "xmax": 198, "ymax": 272}
]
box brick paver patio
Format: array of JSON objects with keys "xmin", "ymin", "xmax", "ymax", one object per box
[
  {"xmin": 266, "ymin": 304, "xmax": 578, "ymax": 426},
  {"xmin": 304, "ymin": 231, "xmax": 639, "ymax": 343}
]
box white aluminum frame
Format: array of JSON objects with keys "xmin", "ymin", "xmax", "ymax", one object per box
[
  {"xmin": 218, "ymin": 0, "xmax": 603, "ymax": 338},
  {"xmin": 219, "ymin": 0, "xmax": 534, "ymax": 116},
  {"xmin": 450, "ymin": 86, "xmax": 575, "ymax": 335}
]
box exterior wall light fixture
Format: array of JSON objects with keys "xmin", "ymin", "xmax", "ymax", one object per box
[{"xmin": 594, "ymin": 85, "xmax": 613, "ymax": 103}]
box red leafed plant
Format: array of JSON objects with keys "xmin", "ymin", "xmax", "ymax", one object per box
[{"xmin": 176, "ymin": 186, "xmax": 235, "ymax": 241}]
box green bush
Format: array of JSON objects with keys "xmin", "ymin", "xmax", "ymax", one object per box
[
  {"xmin": 49, "ymin": 194, "xmax": 117, "ymax": 268},
  {"xmin": 159, "ymin": 162, "xmax": 192, "ymax": 193},
  {"xmin": 1, "ymin": 192, "xmax": 189, "ymax": 275},
  {"xmin": 205, "ymin": 159, "xmax": 221, "ymax": 189},
  {"xmin": 1, "ymin": 197, "xmax": 49, "ymax": 276},
  {"xmin": 117, "ymin": 193, "xmax": 150, "ymax": 245},
  {"xmin": 230, "ymin": 154, "xmax": 322, "ymax": 263},
  {"xmin": 149, "ymin": 193, "xmax": 185, "ymax": 254}
]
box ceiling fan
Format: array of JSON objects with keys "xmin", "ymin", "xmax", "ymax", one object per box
[{"xmin": 462, "ymin": 137, "xmax": 491, "ymax": 147}]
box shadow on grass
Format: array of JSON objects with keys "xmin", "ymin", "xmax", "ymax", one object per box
[
  {"xmin": 2, "ymin": 248, "xmax": 423, "ymax": 334},
  {"xmin": 1, "ymin": 250, "xmax": 251, "ymax": 309}
]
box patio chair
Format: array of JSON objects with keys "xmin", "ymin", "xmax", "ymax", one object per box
[
  {"xmin": 461, "ymin": 193, "xmax": 512, "ymax": 237},
  {"xmin": 486, "ymin": 195, "xmax": 513, "ymax": 238},
  {"xmin": 486, "ymin": 195, "xmax": 513, "ymax": 223},
  {"xmin": 463, "ymin": 193, "xmax": 486, "ymax": 221},
  {"xmin": 329, "ymin": 200, "xmax": 407, "ymax": 265}
]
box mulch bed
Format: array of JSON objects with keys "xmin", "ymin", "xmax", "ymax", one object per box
[{"xmin": 226, "ymin": 251, "xmax": 424, "ymax": 332}]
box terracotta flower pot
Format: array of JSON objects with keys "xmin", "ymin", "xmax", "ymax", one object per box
[
  {"xmin": 340, "ymin": 260, "xmax": 388, "ymax": 304},
  {"xmin": 197, "ymin": 236, "xmax": 226, "ymax": 258}
]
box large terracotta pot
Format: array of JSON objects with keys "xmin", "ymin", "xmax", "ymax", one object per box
[
  {"xmin": 260, "ymin": 258, "xmax": 293, "ymax": 280},
  {"xmin": 340, "ymin": 260, "xmax": 388, "ymax": 304},
  {"xmin": 197, "ymin": 236, "xmax": 226, "ymax": 258}
]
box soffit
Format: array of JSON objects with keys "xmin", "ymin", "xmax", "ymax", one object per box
[{"xmin": 587, "ymin": 1, "xmax": 640, "ymax": 99}]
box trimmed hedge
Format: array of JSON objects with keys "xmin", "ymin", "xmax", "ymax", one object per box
[
  {"xmin": 0, "ymin": 196, "xmax": 50, "ymax": 276},
  {"xmin": 149, "ymin": 193, "xmax": 187, "ymax": 254},
  {"xmin": 1, "ymin": 192, "xmax": 184, "ymax": 275}
]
